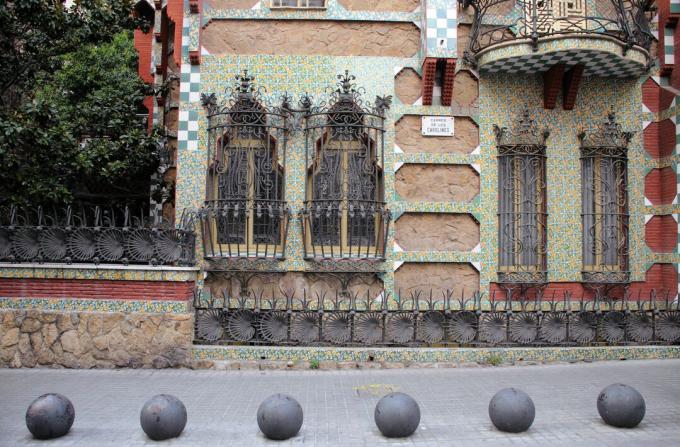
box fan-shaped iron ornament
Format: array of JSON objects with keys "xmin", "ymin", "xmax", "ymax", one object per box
[
  {"xmin": 510, "ymin": 312, "xmax": 538, "ymax": 344},
  {"xmin": 627, "ymin": 312, "xmax": 653, "ymax": 343},
  {"xmin": 601, "ymin": 311, "xmax": 625, "ymax": 343},
  {"xmin": 387, "ymin": 312, "xmax": 414, "ymax": 344},
  {"xmin": 480, "ymin": 313, "xmax": 507, "ymax": 344},
  {"xmin": 0, "ymin": 228, "xmax": 12, "ymax": 259},
  {"xmin": 571, "ymin": 312, "xmax": 597, "ymax": 343},
  {"xmin": 196, "ymin": 309, "xmax": 224, "ymax": 342},
  {"xmin": 12, "ymin": 228, "xmax": 40, "ymax": 261},
  {"xmin": 657, "ymin": 311, "xmax": 680, "ymax": 342},
  {"xmin": 96, "ymin": 229, "xmax": 125, "ymax": 262},
  {"xmin": 324, "ymin": 313, "xmax": 351, "ymax": 344},
  {"xmin": 39, "ymin": 228, "xmax": 68, "ymax": 261},
  {"xmin": 418, "ymin": 311, "xmax": 445, "ymax": 343},
  {"xmin": 125, "ymin": 229, "xmax": 155, "ymax": 262},
  {"xmin": 354, "ymin": 312, "xmax": 383, "ymax": 344},
  {"xmin": 539, "ymin": 312, "xmax": 567, "ymax": 343},
  {"xmin": 448, "ymin": 311, "xmax": 478, "ymax": 343},
  {"xmin": 259, "ymin": 311, "xmax": 289, "ymax": 343},
  {"xmin": 291, "ymin": 312, "xmax": 320, "ymax": 343},
  {"xmin": 155, "ymin": 231, "xmax": 183, "ymax": 263},
  {"xmin": 67, "ymin": 229, "xmax": 97, "ymax": 261},
  {"xmin": 226, "ymin": 310, "xmax": 256, "ymax": 342}
]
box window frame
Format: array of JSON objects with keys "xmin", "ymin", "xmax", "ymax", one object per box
[{"xmin": 270, "ymin": 0, "xmax": 326, "ymax": 9}]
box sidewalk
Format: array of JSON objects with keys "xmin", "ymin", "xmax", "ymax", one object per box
[{"xmin": 1, "ymin": 359, "xmax": 679, "ymax": 446}]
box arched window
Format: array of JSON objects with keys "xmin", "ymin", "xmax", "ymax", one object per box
[
  {"xmin": 494, "ymin": 109, "xmax": 549, "ymax": 285},
  {"xmin": 579, "ymin": 113, "xmax": 630, "ymax": 285},
  {"xmin": 302, "ymin": 72, "xmax": 390, "ymax": 259},
  {"xmin": 200, "ymin": 73, "xmax": 290, "ymax": 259}
]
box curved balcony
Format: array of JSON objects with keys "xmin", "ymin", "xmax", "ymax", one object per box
[{"xmin": 460, "ymin": 0, "xmax": 653, "ymax": 77}]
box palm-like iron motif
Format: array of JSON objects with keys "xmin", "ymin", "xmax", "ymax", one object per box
[
  {"xmin": 657, "ymin": 311, "xmax": 680, "ymax": 342},
  {"xmin": 39, "ymin": 228, "xmax": 69, "ymax": 261},
  {"xmin": 68, "ymin": 229, "xmax": 97, "ymax": 260},
  {"xmin": 96, "ymin": 229, "xmax": 125, "ymax": 262},
  {"xmin": 11, "ymin": 229, "xmax": 40, "ymax": 260},
  {"xmin": 387, "ymin": 313, "xmax": 414, "ymax": 344},
  {"xmin": 601, "ymin": 311, "xmax": 625, "ymax": 343},
  {"xmin": 418, "ymin": 311, "xmax": 445, "ymax": 343},
  {"xmin": 509, "ymin": 312, "xmax": 538, "ymax": 344},
  {"xmin": 0, "ymin": 228, "xmax": 11, "ymax": 259},
  {"xmin": 196, "ymin": 309, "xmax": 224, "ymax": 342},
  {"xmin": 627, "ymin": 312, "xmax": 652, "ymax": 343},
  {"xmin": 227, "ymin": 310, "xmax": 256, "ymax": 341},
  {"xmin": 259, "ymin": 311, "xmax": 288, "ymax": 342},
  {"xmin": 571, "ymin": 312, "xmax": 597, "ymax": 343},
  {"xmin": 291, "ymin": 312, "xmax": 319, "ymax": 343},
  {"xmin": 324, "ymin": 313, "xmax": 351, "ymax": 344},
  {"xmin": 448, "ymin": 311, "xmax": 478, "ymax": 343},
  {"xmin": 155, "ymin": 231, "xmax": 183, "ymax": 263},
  {"xmin": 539, "ymin": 312, "xmax": 567, "ymax": 343},
  {"xmin": 354, "ymin": 312, "xmax": 383, "ymax": 344},
  {"xmin": 479, "ymin": 313, "xmax": 506, "ymax": 344},
  {"xmin": 125, "ymin": 229, "xmax": 155, "ymax": 262}
]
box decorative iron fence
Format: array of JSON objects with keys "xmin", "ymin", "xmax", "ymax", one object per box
[
  {"xmin": 0, "ymin": 206, "xmax": 195, "ymax": 266},
  {"xmin": 194, "ymin": 288, "xmax": 680, "ymax": 347},
  {"xmin": 460, "ymin": 0, "xmax": 654, "ymax": 63}
]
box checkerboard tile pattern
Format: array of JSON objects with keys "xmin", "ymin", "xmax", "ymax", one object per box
[
  {"xmin": 425, "ymin": 1, "xmax": 457, "ymax": 57},
  {"xmin": 665, "ymin": 26, "xmax": 675, "ymax": 65},
  {"xmin": 672, "ymin": 0, "xmax": 680, "ymax": 14},
  {"xmin": 482, "ymin": 48, "xmax": 646, "ymax": 77},
  {"xmin": 178, "ymin": 110, "xmax": 199, "ymax": 152},
  {"xmin": 180, "ymin": 63, "xmax": 201, "ymax": 102}
]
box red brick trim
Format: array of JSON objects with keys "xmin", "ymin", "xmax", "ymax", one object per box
[
  {"xmin": 642, "ymin": 77, "xmax": 675, "ymax": 112},
  {"xmin": 643, "ymin": 119, "xmax": 676, "ymax": 159},
  {"xmin": 645, "ymin": 215, "xmax": 678, "ymax": 253},
  {"xmin": 543, "ymin": 64, "xmax": 565, "ymax": 109},
  {"xmin": 0, "ymin": 279, "xmax": 194, "ymax": 301},
  {"xmin": 645, "ymin": 167, "xmax": 677, "ymax": 205},
  {"xmin": 421, "ymin": 58, "xmax": 437, "ymax": 106},
  {"xmin": 167, "ymin": 0, "xmax": 184, "ymax": 68},
  {"xmin": 562, "ymin": 64, "xmax": 584, "ymax": 111},
  {"xmin": 440, "ymin": 59, "xmax": 456, "ymax": 106}
]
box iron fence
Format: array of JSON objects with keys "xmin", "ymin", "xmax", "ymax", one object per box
[
  {"xmin": 194, "ymin": 288, "xmax": 680, "ymax": 347},
  {"xmin": 0, "ymin": 205, "xmax": 195, "ymax": 266}
]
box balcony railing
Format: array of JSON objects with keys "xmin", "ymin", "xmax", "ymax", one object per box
[
  {"xmin": 300, "ymin": 199, "xmax": 390, "ymax": 260},
  {"xmin": 461, "ymin": 0, "xmax": 654, "ymax": 64},
  {"xmin": 198, "ymin": 199, "xmax": 291, "ymax": 260},
  {"xmin": 0, "ymin": 206, "xmax": 195, "ymax": 266}
]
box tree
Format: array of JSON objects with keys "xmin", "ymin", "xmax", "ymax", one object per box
[{"xmin": 0, "ymin": 1, "xmax": 163, "ymax": 206}]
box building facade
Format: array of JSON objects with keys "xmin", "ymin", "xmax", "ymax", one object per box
[{"xmin": 1, "ymin": 0, "xmax": 679, "ymax": 367}]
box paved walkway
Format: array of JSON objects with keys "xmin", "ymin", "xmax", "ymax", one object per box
[{"xmin": 0, "ymin": 360, "xmax": 679, "ymax": 446}]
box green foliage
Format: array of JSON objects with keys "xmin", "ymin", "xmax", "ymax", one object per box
[
  {"xmin": 309, "ymin": 359, "xmax": 320, "ymax": 370},
  {"xmin": 486, "ymin": 354, "xmax": 503, "ymax": 367},
  {"xmin": 0, "ymin": 1, "xmax": 162, "ymax": 206}
]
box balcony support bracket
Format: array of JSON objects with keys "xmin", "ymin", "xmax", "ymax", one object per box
[{"xmin": 543, "ymin": 64, "xmax": 565, "ymax": 109}]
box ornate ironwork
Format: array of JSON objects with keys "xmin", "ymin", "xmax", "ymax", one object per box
[
  {"xmin": 579, "ymin": 113, "xmax": 631, "ymax": 286},
  {"xmin": 201, "ymin": 71, "xmax": 291, "ymax": 261},
  {"xmin": 459, "ymin": 0, "xmax": 653, "ymax": 66},
  {"xmin": 0, "ymin": 206, "xmax": 195, "ymax": 266},
  {"xmin": 495, "ymin": 109, "xmax": 549, "ymax": 285},
  {"xmin": 194, "ymin": 288, "xmax": 680, "ymax": 347},
  {"xmin": 301, "ymin": 71, "xmax": 391, "ymax": 261}
]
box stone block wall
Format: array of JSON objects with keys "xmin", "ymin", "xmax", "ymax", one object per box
[{"xmin": 0, "ymin": 309, "xmax": 193, "ymax": 369}]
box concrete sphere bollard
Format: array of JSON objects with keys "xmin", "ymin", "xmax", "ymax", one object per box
[
  {"xmin": 257, "ymin": 394, "xmax": 304, "ymax": 440},
  {"xmin": 488, "ymin": 388, "xmax": 535, "ymax": 433},
  {"xmin": 25, "ymin": 393, "xmax": 75, "ymax": 440},
  {"xmin": 597, "ymin": 384, "xmax": 646, "ymax": 428},
  {"xmin": 140, "ymin": 394, "xmax": 187, "ymax": 441},
  {"xmin": 374, "ymin": 392, "xmax": 421, "ymax": 438}
]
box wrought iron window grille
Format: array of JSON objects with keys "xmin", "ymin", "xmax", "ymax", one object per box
[
  {"xmin": 495, "ymin": 109, "xmax": 549, "ymax": 286},
  {"xmin": 578, "ymin": 112, "xmax": 631, "ymax": 289},
  {"xmin": 194, "ymin": 287, "xmax": 680, "ymax": 347},
  {"xmin": 200, "ymin": 72, "xmax": 291, "ymax": 261},
  {"xmin": 0, "ymin": 205, "xmax": 195, "ymax": 266},
  {"xmin": 270, "ymin": 0, "xmax": 326, "ymax": 8},
  {"xmin": 459, "ymin": 0, "xmax": 654, "ymax": 67}
]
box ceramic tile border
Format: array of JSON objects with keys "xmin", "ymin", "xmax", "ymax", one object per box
[{"xmin": 0, "ymin": 297, "xmax": 190, "ymax": 314}]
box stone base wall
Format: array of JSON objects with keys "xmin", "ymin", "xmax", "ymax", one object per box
[{"xmin": 0, "ymin": 309, "xmax": 193, "ymax": 369}]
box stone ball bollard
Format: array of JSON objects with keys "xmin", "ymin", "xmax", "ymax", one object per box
[
  {"xmin": 488, "ymin": 388, "xmax": 535, "ymax": 433},
  {"xmin": 374, "ymin": 392, "xmax": 421, "ymax": 438},
  {"xmin": 597, "ymin": 383, "xmax": 646, "ymax": 428},
  {"xmin": 25, "ymin": 393, "xmax": 75, "ymax": 440},
  {"xmin": 257, "ymin": 394, "xmax": 304, "ymax": 440},
  {"xmin": 140, "ymin": 394, "xmax": 188, "ymax": 441}
]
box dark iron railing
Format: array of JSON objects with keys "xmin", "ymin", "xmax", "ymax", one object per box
[
  {"xmin": 460, "ymin": 0, "xmax": 654, "ymax": 65},
  {"xmin": 198, "ymin": 199, "xmax": 290, "ymax": 260},
  {"xmin": 194, "ymin": 288, "xmax": 680, "ymax": 347},
  {"xmin": 0, "ymin": 206, "xmax": 195, "ymax": 266}
]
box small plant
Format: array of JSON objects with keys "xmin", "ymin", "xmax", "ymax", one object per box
[
  {"xmin": 486, "ymin": 354, "xmax": 503, "ymax": 367},
  {"xmin": 309, "ymin": 359, "xmax": 320, "ymax": 370}
]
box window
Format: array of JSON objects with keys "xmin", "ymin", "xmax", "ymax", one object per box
[
  {"xmin": 271, "ymin": 0, "xmax": 326, "ymax": 8},
  {"xmin": 200, "ymin": 73, "xmax": 290, "ymax": 259},
  {"xmin": 579, "ymin": 113, "xmax": 630, "ymax": 283},
  {"xmin": 495, "ymin": 110, "xmax": 549, "ymax": 284},
  {"xmin": 301, "ymin": 72, "xmax": 390, "ymax": 260}
]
